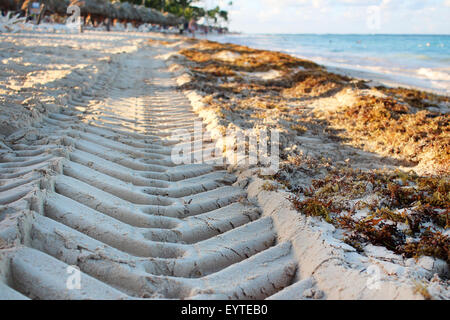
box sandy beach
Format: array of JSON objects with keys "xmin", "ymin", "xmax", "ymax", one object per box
[{"xmin": 0, "ymin": 29, "xmax": 448, "ymax": 300}]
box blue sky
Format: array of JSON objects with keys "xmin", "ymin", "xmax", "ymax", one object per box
[{"xmin": 215, "ymin": 0, "xmax": 450, "ymax": 34}]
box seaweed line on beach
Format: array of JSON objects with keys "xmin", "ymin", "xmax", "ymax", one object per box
[{"xmin": 173, "ymin": 39, "xmax": 449, "ymax": 285}]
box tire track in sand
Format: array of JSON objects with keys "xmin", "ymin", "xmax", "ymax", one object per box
[{"xmin": 0, "ymin": 42, "xmax": 299, "ymax": 300}]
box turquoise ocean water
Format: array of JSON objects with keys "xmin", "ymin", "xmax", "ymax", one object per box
[{"xmin": 205, "ymin": 34, "xmax": 450, "ymax": 95}]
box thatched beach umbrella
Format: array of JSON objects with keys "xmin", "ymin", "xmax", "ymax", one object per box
[
  {"xmin": 137, "ymin": 6, "xmax": 171, "ymax": 25},
  {"xmin": 119, "ymin": 1, "xmax": 139, "ymax": 22},
  {"xmin": 151, "ymin": 8, "xmax": 167, "ymax": 25},
  {"xmin": 79, "ymin": 0, "xmax": 107, "ymax": 16},
  {"xmin": 101, "ymin": 0, "xmax": 114, "ymax": 19},
  {"xmin": 135, "ymin": 5, "xmax": 153, "ymax": 24},
  {"xmin": 106, "ymin": 1, "xmax": 117, "ymax": 20},
  {"xmin": 147, "ymin": 8, "xmax": 162, "ymax": 24},
  {"xmin": 111, "ymin": 0, "xmax": 127, "ymax": 21},
  {"xmin": 79, "ymin": 0, "xmax": 115, "ymax": 27},
  {"xmin": 163, "ymin": 11, "xmax": 181, "ymax": 26}
]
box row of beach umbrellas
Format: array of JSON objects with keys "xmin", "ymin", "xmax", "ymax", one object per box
[{"xmin": 0, "ymin": 0, "xmax": 183, "ymax": 26}]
